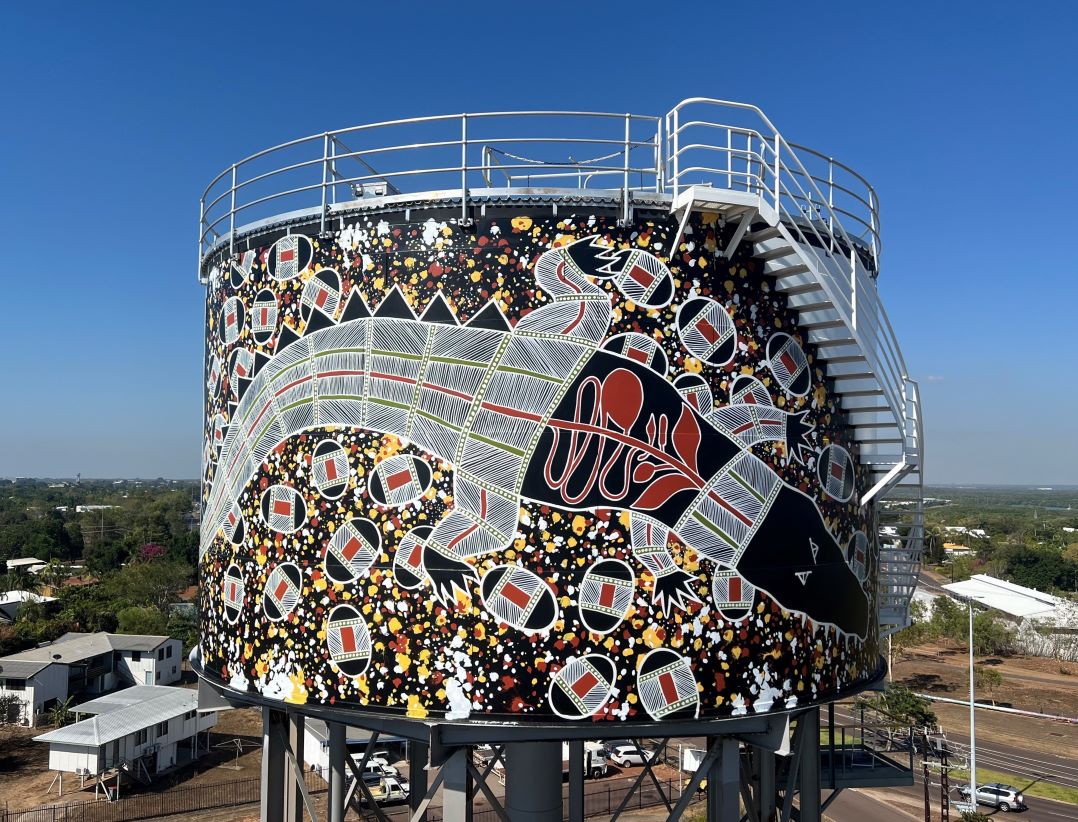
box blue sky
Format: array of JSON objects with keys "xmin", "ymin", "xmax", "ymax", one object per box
[{"xmin": 1, "ymin": 2, "xmax": 1075, "ymax": 484}]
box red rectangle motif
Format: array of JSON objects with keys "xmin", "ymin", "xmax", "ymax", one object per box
[{"xmin": 501, "ymin": 581, "xmax": 532, "ymax": 610}]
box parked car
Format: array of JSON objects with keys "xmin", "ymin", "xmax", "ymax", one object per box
[
  {"xmin": 359, "ymin": 773, "xmax": 409, "ymax": 805},
  {"xmin": 956, "ymin": 782, "xmax": 1026, "ymax": 812},
  {"xmin": 362, "ymin": 760, "xmax": 402, "ymax": 780},
  {"xmin": 606, "ymin": 744, "xmax": 657, "ymax": 767}
]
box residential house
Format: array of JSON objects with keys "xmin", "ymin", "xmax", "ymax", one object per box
[
  {"xmin": 0, "ymin": 590, "xmax": 56, "ymax": 623},
  {"xmin": 0, "ymin": 632, "xmax": 183, "ymax": 727},
  {"xmin": 35, "ymin": 685, "xmax": 217, "ymax": 777}
]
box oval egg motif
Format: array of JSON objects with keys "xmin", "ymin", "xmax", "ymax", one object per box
[
  {"xmin": 676, "ymin": 297, "xmax": 737, "ymax": 366},
  {"xmin": 578, "ymin": 559, "xmax": 635, "ymax": 635},
  {"xmin": 311, "ymin": 439, "xmax": 350, "ymax": 500},
  {"xmin": 326, "ymin": 603, "xmax": 372, "ymax": 677},
  {"xmin": 818, "ymin": 443, "xmax": 856, "ymax": 502},
  {"xmin": 267, "ymin": 234, "xmax": 313, "ymax": 281},
  {"xmin": 260, "ymin": 485, "xmax": 307, "ymax": 534},
  {"xmin": 251, "ymin": 288, "xmax": 278, "ymax": 345},
  {"xmin": 480, "ymin": 564, "xmax": 557, "ymax": 633},
  {"xmin": 369, "ymin": 454, "xmax": 433, "ymax": 507},
  {"xmin": 323, "ymin": 517, "xmax": 381, "ymax": 584},
  {"xmin": 262, "ymin": 562, "xmax": 303, "ymax": 622},
  {"xmin": 547, "ymin": 654, "xmax": 617, "ymax": 720},
  {"xmin": 766, "ymin": 332, "xmax": 810, "ymax": 397},
  {"xmin": 637, "ymin": 648, "xmax": 699, "ymax": 720}
]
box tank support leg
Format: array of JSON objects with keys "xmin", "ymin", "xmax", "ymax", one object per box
[
  {"xmin": 706, "ymin": 737, "xmax": 740, "ymax": 822},
  {"xmin": 753, "ymin": 747, "xmax": 777, "ymax": 821},
  {"xmin": 261, "ymin": 708, "xmax": 286, "ymax": 822},
  {"xmin": 285, "ymin": 713, "xmax": 306, "ymax": 822},
  {"xmin": 409, "ymin": 741, "xmax": 429, "ymax": 822},
  {"xmin": 504, "ymin": 741, "xmax": 562, "ymax": 822},
  {"xmin": 798, "ymin": 708, "xmax": 821, "ymax": 822},
  {"xmin": 327, "ymin": 722, "xmax": 346, "ymax": 822},
  {"xmin": 441, "ymin": 747, "xmax": 474, "ymax": 822},
  {"xmin": 568, "ymin": 741, "xmax": 585, "ymax": 822}
]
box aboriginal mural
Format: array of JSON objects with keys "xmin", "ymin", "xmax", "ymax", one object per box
[{"xmin": 199, "ymin": 211, "xmax": 881, "ymax": 723}]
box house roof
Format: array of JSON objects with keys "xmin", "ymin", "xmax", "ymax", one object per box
[
  {"xmin": 5, "ymin": 558, "xmax": 45, "ymax": 569},
  {"xmin": 943, "ymin": 574, "xmax": 1063, "ymax": 618},
  {"xmin": 0, "ymin": 591, "xmax": 56, "ymax": 606},
  {"xmin": 0, "ymin": 632, "xmax": 170, "ymax": 666},
  {"xmin": 34, "ymin": 686, "xmax": 206, "ymax": 748},
  {"xmin": 0, "ymin": 659, "xmax": 53, "ymax": 678}
]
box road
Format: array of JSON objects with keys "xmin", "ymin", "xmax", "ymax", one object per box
[
  {"xmin": 831, "ymin": 703, "xmax": 1078, "ymax": 791},
  {"xmin": 826, "ymin": 769, "xmax": 1078, "ymax": 822}
]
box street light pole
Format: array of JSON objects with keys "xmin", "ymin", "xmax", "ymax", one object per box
[{"xmin": 968, "ymin": 599, "xmax": 977, "ymax": 810}]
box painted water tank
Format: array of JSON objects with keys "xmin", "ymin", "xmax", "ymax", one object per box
[{"xmin": 197, "ymin": 102, "xmax": 920, "ymax": 727}]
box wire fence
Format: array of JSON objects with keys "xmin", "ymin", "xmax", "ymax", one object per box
[
  {"xmin": 0, "ymin": 772, "xmax": 685, "ymax": 822},
  {"xmin": 0, "ymin": 771, "xmax": 321, "ymax": 822}
]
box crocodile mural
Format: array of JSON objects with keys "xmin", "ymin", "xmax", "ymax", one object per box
[{"xmin": 199, "ymin": 212, "xmax": 879, "ymax": 722}]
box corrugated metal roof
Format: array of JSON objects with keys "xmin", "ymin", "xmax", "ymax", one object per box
[
  {"xmin": 0, "ymin": 659, "xmax": 53, "ymax": 678},
  {"xmin": 1, "ymin": 632, "xmax": 168, "ymax": 665},
  {"xmin": 943, "ymin": 574, "xmax": 1063, "ymax": 618},
  {"xmin": 34, "ymin": 686, "xmax": 202, "ymax": 748}
]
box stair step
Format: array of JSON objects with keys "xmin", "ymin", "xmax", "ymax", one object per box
[
  {"xmin": 792, "ymin": 299, "xmax": 836, "ymax": 315},
  {"xmin": 800, "ymin": 318, "xmax": 845, "ymax": 331},
  {"xmin": 839, "ymin": 387, "xmax": 885, "ymax": 397},
  {"xmin": 746, "ymin": 226, "xmax": 782, "ymax": 243},
  {"xmin": 829, "ymin": 371, "xmax": 877, "ymax": 380},
  {"xmin": 821, "ymin": 354, "xmax": 867, "ymax": 365},
  {"xmin": 768, "ymin": 262, "xmax": 811, "ymax": 279},
  {"xmin": 756, "ymin": 245, "xmax": 798, "ymax": 262},
  {"xmin": 781, "ymin": 281, "xmax": 826, "ymax": 297}
]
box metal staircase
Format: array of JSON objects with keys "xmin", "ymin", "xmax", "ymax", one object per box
[{"xmin": 665, "ymin": 99, "xmax": 923, "ymax": 635}]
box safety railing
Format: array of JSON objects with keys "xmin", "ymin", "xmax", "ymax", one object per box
[
  {"xmin": 664, "ymin": 98, "xmax": 881, "ymax": 268},
  {"xmin": 198, "ymin": 111, "xmax": 664, "ymax": 268},
  {"xmin": 197, "ymin": 102, "xmax": 882, "ymax": 276}
]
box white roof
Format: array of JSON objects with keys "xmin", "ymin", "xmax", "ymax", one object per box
[
  {"xmin": 943, "ymin": 574, "xmax": 1062, "ymax": 618},
  {"xmin": 0, "ymin": 590, "xmax": 56, "ymax": 605},
  {"xmin": 34, "ymin": 686, "xmax": 207, "ymax": 748},
  {"xmin": 5, "ymin": 558, "xmax": 45, "ymax": 569}
]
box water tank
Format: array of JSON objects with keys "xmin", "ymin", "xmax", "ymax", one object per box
[{"xmin": 195, "ymin": 101, "xmax": 922, "ymax": 728}]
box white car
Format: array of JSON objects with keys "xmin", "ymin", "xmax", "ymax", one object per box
[
  {"xmin": 607, "ymin": 744, "xmax": 657, "ymax": 767},
  {"xmin": 956, "ymin": 783, "xmax": 1026, "ymax": 812}
]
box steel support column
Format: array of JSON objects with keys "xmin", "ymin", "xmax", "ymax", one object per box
[
  {"xmin": 798, "ymin": 709, "xmax": 821, "ymax": 822},
  {"xmin": 504, "ymin": 741, "xmax": 563, "ymax": 822},
  {"xmin": 755, "ymin": 748, "xmax": 777, "ymax": 822},
  {"xmin": 261, "ymin": 708, "xmax": 286, "ymax": 822},
  {"xmin": 706, "ymin": 737, "xmax": 740, "ymax": 822},
  {"xmin": 568, "ymin": 740, "xmax": 584, "ymax": 822},
  {"xmin": 327, "ymin": 722, "xmax": 345, "ymax": 822},
  {"xmin": 409, "ymin": 741, "xmax": 429, "ymax": 822},
  {"xmin": 441, "ymin": 747, "xmax": 473, "ymax": 822},
  {"xmin": 285, "ymin": 713, "xmax": 305, "ymax": 822}
]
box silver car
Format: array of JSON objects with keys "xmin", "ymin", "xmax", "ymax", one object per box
[{"xmin": 956, "ymin": 782, "xmax": 1026, "ymax": 812}]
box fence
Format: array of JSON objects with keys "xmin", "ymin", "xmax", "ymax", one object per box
[
  {"xmin": 0, "ymin": 771, "xmax": 323, "ymax": 822},
  {"xmin": 1, "ymin": 772, "xmax": 683, "ymax": 822}
]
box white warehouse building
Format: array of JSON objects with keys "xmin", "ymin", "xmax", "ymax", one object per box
[{"xmin": 35, "ymin": 685, "xmax": 218, "ymax": 779}]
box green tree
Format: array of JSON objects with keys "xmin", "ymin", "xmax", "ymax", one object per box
[
  {"xmin": 48, "ymin": 696, "xmax": 74, "ymax": 728},
  {"xmin": 116, "ymin": 605, "xmax": 170, "ymax": 636},
  {"xmin": 858, "ymin": 685, "xmax": 937, "ymax": 729},
  {"xmin": 974, "ymin": 665, "xmax": 1003, "ymax": 694}
]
